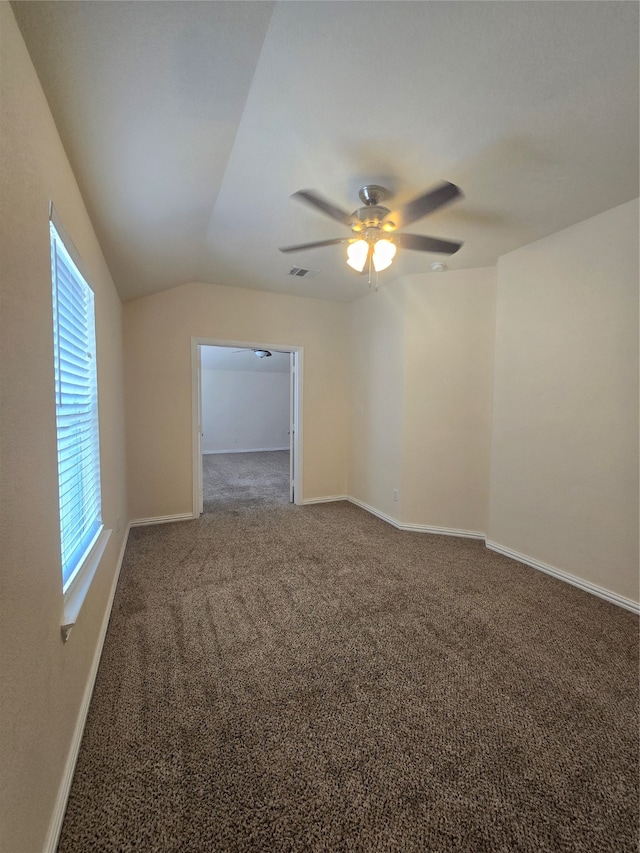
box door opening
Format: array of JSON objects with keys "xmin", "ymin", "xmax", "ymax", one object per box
[{"xmin": 191, "ymin": 338, "xmax": 303, "ymax": 516}]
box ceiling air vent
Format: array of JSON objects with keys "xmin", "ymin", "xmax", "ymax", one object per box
[{"xmin": 287, "ymin": 266, "xmax": 319, "ymax": 278}]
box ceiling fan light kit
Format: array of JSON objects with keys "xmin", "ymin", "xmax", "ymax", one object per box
[
  {"xmin": 346, "ymin": 239, "xmax": 368, "ymax": 271},
  {"xmin": 279, "ymin": 181, "xmax": 463, "ymax": 289},
  {"xmin": 372, "ymin": 238, "xmax": 396, "ymax": 271},
  {"xmin": 347, "ymin": 237, "xmax": 397, "ymax": 273}
]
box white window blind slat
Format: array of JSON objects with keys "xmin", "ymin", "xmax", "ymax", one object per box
[
  {"xmin": 58, "ymin": 359, "xmax": 90, "ymax": 380},
  {"xmin": 57, "ymin": 325, "xmax": 89, "ymax": 352},
  {"xmin": 58, "ymin": 450, "xmax": 96, "ymax": 484},
  {"xmin": 50, "ymin": 218, "xmax": 102, "ymax": 592}
]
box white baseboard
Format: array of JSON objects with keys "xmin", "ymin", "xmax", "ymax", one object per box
[
  {"xmin": 129, "ymin": 512, "xmax": 195, "ymax": 527},
  {"xmin": 340, "ymin": 496, "xmax": 638, "ymax": 614},
  {"xmin": 346, "ymin": 497, "xmax": 485, "ymax": 540},
  {"xmin": 203, "ymin": 447, "xmax": 289, "ymax": 455},
  {"xmin": 486, "ymin": 540, "xmax": 640, "ymax": 615},
  {"xmin": 133, "ymin": 498, "xmax": 636, "ymax": 614},
  {"xmin": 44, "ymin": 524, "xmax": 131, "ymax": 853},
  {"xmin": 301, "ymin": 494, "xmax": 348, "ymax": 505},
  {"xmin": 399, "ymin": 521, "xmax": 486, "ymax": 539},
  {"xmin": 346, "ymin": 496, "xmax": 402, "ymax": 528}
]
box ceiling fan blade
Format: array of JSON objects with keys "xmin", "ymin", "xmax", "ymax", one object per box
[
  {"xmin": 279, "ymin": 237, "xmax": 351, "ymax": 253},
  {"xmin": 394, "ymin": 232, "xmax": 463, "ymax": 255},
  {"xmin": 291, "ymin": 190, "xmax": 354, "ymax": 226},
  {"xmin": 383, "ymin": 181, "xmax": 462, "ymax": 229}
]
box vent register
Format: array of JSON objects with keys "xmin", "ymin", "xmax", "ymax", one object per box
[{"xmin": 287, "ymin": 267, "xmax": 319, "ymax": 278}]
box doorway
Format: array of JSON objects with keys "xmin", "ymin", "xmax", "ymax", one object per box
[{"xmin": 191, "ymin": 338, "xmax": 303, "ymax": 516}]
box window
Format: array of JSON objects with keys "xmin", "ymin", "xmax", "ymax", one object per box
[{"xmin": 50, "ymin": 209, "xmax": 103, "ymax": 594}]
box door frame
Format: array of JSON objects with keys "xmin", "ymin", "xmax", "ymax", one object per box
[{"xmin": 190, "ymin": 336, "xmax": 304, "ymax": 516}]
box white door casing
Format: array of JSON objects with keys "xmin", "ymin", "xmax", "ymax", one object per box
[
  {"xmin": 192, "ymin": 342, "xmax": 204, "ymax": 515},
  {"xmin": 191, "ymin": 337, "xmax": 303, "ymax": 516},
  {"xmin": 289, "ymin": 351, "xmax": 295, "ymax": 502}
]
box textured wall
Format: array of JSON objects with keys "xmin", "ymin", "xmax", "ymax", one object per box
[
  {"xmin": 348, "ymin": 281, "xmax": 407, "ymax": 518},
  {"xmin": 201, "ymin": 368, "xmax": 290, "ymax": 453},
  {"xmin": 348, "ymin": 268, "xmax": 496, "ymax": 533},
  {"xmin": 124, "ymin": 282, "xmax": 349, "ymax": 518},
  {"xmin": 489, "ymin": 200, "xmax": 639, "ymax": 601},
  {"xmin": 401, "ymin": 268, "xmax": 497, "ymax": 532},
  {"xmin": 0, "ymin": 6, "xmax": 128, "ymax": 851}
]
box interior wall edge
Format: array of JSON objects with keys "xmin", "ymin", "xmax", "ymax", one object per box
[{"xmin": 43, "ymin": 525, "xmax": 131, "ymax": 853}]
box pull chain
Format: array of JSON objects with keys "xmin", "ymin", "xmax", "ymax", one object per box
[{"xmin": 366, "ymin": 248, "xmax": 379, "ymax": 291}]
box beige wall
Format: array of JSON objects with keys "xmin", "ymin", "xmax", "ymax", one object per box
[
  {"xmin": 123, "ymin": 282, "xmax": 349, "ymax": 518},
  {"xmin": 347, "ymin": 269, "xmax": 497, "ymax": 533},
  {"xmin": 1, "ymin": 3, "xmax": 638, "ymax": 846},
  {"xmin": 489, "ymin": 199, "xmax": 639, "ymax": 601},
  {"xmin": 0, "ymin": 6, "xmax": 128, "ymax": 852},
  {"xmin": 201, "ymin": 368, "xmax": 290, "ymax": 453},
  {"xmin": 348, "ymin": 281, "xmax": 407, "ymax": 517},
  {"xmin": 401, "ymin": 268, "xmax": 497, "ymax": 532}
]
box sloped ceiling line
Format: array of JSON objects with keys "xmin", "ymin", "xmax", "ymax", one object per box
[{"xmin": 13, "ymin": 0, "xmax": 639, "ymax": 303}]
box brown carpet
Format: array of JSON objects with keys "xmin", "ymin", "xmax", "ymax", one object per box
[
  {"xmin": 58, "ymin": 486, "xmax": 639, "ymax": 851},
  {"xmin": 203, "ymin": 451, "xmax": 290, "ymax": 512}
]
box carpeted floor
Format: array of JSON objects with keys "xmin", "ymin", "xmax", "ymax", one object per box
[
  {"xmin": 203, "ymin": 451, "xmax": 290, "ymax": 512},
  {"xmin": 58, "ymin": 476, "xmax": 639, "ymax": 851}
]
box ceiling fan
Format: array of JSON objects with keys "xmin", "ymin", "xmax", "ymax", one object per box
[
  {"xmin": 279, "ymin": 182, "xmax": 463, "ymax": 279},
  {"xmin": 232, "ymin": 349, "xmax": 273, "ymax": 358}
]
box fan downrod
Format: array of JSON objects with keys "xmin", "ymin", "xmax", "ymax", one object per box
[{"xmin": 358, "ymin": 185, "xmax": 390, "ymax": 206}]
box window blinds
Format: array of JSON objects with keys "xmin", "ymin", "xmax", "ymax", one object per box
[{"xmin": 50, "ymin": 217, "xmax": 102, "ymax": 591}]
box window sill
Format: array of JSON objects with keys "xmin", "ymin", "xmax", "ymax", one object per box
[{"xmin": 61, "ymin": 528, "xmax": 111, "ymax": 642}]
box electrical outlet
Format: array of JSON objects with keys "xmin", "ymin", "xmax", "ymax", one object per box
[
  {"xmin": 116, "ymin": 516, "xmax": 121, "ymax": 532},
  {"xmin": 393, "ymin": 489, "xmax": 398, "ymax": 502}
]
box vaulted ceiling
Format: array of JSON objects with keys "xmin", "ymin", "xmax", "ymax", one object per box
[{"xmin": 13, "ymin": 1, "xmax": 639, "ymax": 303}]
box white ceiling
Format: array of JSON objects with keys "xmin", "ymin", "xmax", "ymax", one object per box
[
  {"xmin": 201, "ymin": 346, "xmax": 290, "ymax": 373},
  {"xmin": 14, "ymin": 1, "xmax": 639, "ymax": 303}
]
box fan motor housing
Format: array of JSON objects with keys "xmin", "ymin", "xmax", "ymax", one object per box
[{"xmin": 352, "ymin": 205, "xmax": 391, "ymax": 231}]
